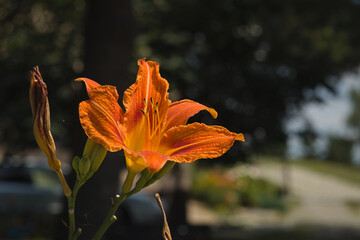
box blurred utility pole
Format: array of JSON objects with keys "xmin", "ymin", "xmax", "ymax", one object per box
[
  {"xmin": 169, "ymin": 164, "xmax": 190, "ymax": 225},
  {"xmin": 72, "ymin": 0, "xmax": 135, "ymax": 239}
]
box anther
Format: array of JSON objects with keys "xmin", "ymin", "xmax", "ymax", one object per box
[{"xmin": 140, "ymin": 109, "xmax": 146, "ymax": 115}]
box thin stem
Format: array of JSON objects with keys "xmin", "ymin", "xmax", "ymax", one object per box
[
  {"xmin": 91, "ymin": 192, "xmax": 128, "ymax": 240},
  {"xmin": 67, "ymin": 180, "xmax": 83, "ymax": 240},
  {"xmin": 122, "ymin": 171, "xmax": 136, "ymax": 193},
  {"xmin": 91, "ymin": 169, "xmax": 158, "ymax": 240},
  {"xmin": 72, "ymin": 228, "xmax": 82, "ymax": 240},
  {"xmin": 56, "ymin": 169, "xmax": 72, "ymax": 197}
]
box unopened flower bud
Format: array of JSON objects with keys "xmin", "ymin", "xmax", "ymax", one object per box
[
  {"xmin": 77, "ymin": 138, "xmax": 107, "ymax": 182},
  {"xmin": 79, "ymin": 156, "xmax": 91, "ymax": 180},
  {"xmin": 29, "ymin": 66, "xmax": 71, "ymax": 197},
  {"xmin": 72, "ymin": 156, "xmax": 81, "ymax": 175},
  {"xmin": 30, "ymin": 66, "xmax": 61, "ymax": 172}
]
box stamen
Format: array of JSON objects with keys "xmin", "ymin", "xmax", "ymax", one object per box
[
  {"xmin": 143, "ymin": 99, "xmax": 163, "ymax": 151},
  {"xmin": 155, "ymin": 107, "xmax": 161, "ymax": 132},
  {"xmin": 150, "ymin": 106, "xmax": 162, "ymax": 142},
  {"xmin": 140, "ymin": 109, "xmax": 146, "ymax": 116}
]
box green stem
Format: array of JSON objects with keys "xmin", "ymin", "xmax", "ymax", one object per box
[
  {"xmin": 91, "ymin": 170, "xmax": 157, "ymax": 240},
  {"xmin": 122, "ymin": 171, "xmax": 136, "ymax": 193},
  {"xmin": 91, "ymin": 193, "xmax": 128, "ymax": 240},
  {"xmin": 67, "ymin": 180, "xmax": 83, "ymax": 240}
]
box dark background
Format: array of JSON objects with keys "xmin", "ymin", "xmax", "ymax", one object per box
[
  {"xmin": 2, "ymin": 0, "xmax": 360, "ymax": 156},
  {"xmin": 1, "ymin": 0, "xmax": 360, "ymax": 239}
]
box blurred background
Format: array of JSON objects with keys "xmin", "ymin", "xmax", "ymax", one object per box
[{"xmin": 1, "ymin": 0, "xmax": 360, "ymax": 239}]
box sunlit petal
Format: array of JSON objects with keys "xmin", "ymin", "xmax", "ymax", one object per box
[
  {"xmin": 136, "ymin": 151, "xmax": 168, "ymax": 173},
  {"xmin": 165, "ymin": 99, "xmax": 217, "ymax": 131},
  {"xmin": 77, "ymin": 59, "xmax": 245, "ymax": 174},
  {"xmin": 79, "ymin": 85, "xmax": 125, "ymax": 151},
  {"xmin": 160, "ymin": 123, "xmax": 244, "ymax": 163},
  {"xmin": 124, "ymin": 151, "xmax": 148, "ymax": 174},
  {"xmin": 123, "ymin": 59, "xmax": 170, "ymax": 135},
  {"xmin": 76, "ymin": 78, "xmax": 101, "ymax": 98}
]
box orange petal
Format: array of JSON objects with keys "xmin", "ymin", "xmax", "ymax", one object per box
[
  {"xmin": 136, "ymin": 151, "xmax": 168, "ymax": 173},
  {"xmin": 76, "ymin": 78, "xmax": 101, "ymax": 98},
  {"xmin": 160, "ymin": 123, "xmax": 244, "ymax": 163},
  {"xmin": 124, "ymin": 151, "xmax": 148, "ymax": 173},
  {"xmin": 79, "ymin": 85, "xmax": 125, "ymax": 151},
  {"xmin": 122, "ymin": 59, "xmax": 170, "ymax": 135},
  {"xmin": 165, "ymin": 99, "xmax": 217, "ymax": 131}
]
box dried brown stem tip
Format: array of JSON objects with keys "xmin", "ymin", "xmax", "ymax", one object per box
[{"xmin": 155, "ymin": 193, "xmax": 172, "ymax": 240}]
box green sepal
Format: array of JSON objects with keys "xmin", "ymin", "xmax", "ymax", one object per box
[
  {"xmin": 144, "ymin": 161, "xmax": 176, "ymax": 187},
  {"xmin": 134, "ymin": 169, "xmax": 154, "ymax": 191}
]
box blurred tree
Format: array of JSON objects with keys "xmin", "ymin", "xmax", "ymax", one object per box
[
  {"xmin": 132, "ymin": 0, "xmax": 360, "ymax": 159},
  {"xmin": 2, "ymin": 0, "xmax": 360, "ymax": 159},
  {"xmin": 347, "ymin": 88, "xmax": 360, "ymax": 136},
  {"xmin": 298, "ymin": 119, "xmax": 317, "ymax": 158},
  {"xmin": 342, "ymin": 87, "xmax": 360, "ymax": 165},
  {"xmin": 72, "ymin": 0, "xmax": 135, "ymax": 239},
  {"xmin": 0, "ymin": 0, "xmax": 134, "ymax": 238},
  {"xmin": 0, "ymin": 0, "xmax": 85, "ymax": 152},
  {"xmin": 327, "ymin": 136, "xmax": 354, "ymax": 164}
]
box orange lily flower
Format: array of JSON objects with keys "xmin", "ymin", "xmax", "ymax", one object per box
[{"xmin": 77, "ymin": 59, "xmax": 244, "ymax": 174}]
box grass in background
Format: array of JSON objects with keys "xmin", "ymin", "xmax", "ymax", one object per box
[
  {"xmin": 293, "ymin": 159, "xmax": 360, "ymax": 187},
  {"xmin": 344, "ymin": 199, "xmax": 360, "ymax": 214},
  {"xmin": 258, "ymin": 155, "xmax": 360, "ymax": 187}
]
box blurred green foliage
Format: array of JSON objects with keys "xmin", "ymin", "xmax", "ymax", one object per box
[
  {"xmin": 132, "ymin": 0, "xmax": 360, "ymax": 158},
  {"xmin": 2, "ymin": 0, "xmax": 360, "ymax": 159},
  {"xmin": 0, "ymin": 0, "xmax": 85, "ymax": 151},
  {"xmin": 327, "ymin": 136, "xmax": 354, "ymax": 164},
  {"xmin": 191, "ymin": 167, "xmax": 286, "ymax": 212},
  {"xmin": 348, "ymin": 88, "xmax": 360, "ymax": 134}
]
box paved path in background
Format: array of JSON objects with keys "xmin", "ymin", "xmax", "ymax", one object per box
[{"xmin": 187, "ymin": 161, "xmax": 360, "ymax": 228}]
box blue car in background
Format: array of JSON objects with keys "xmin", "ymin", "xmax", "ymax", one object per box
[
  {"xmin": 0, "ymin": 158, "xmax": 65, "ymax": 239},
  {"xmin": 0, "ymin": 156, "xmax": 164, "ymax": 239}
]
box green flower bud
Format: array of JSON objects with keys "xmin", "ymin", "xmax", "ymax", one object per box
[
  {"xmin": 77, "ymin": 138, "xmax": 107, "ymax": 183},
  {"xmin": 72, "ymin": 156, "xmax": 81, "ymax": 175},
  {"xmin": 79, "ymin": 156, "xmax": 91, "ymax": 180}
]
